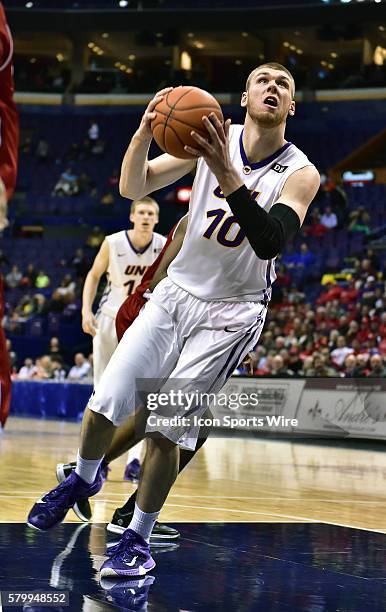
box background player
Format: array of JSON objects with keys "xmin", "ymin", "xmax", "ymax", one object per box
[
  {"xmin": 28, "ymin": 64, "xmax": 319, "ymax": 580},
  {"xmin": 0, "ymin": 1, "xmax": 19, "ymax": 430},
  {"xmin": 81, "ymin": 196, "xmax": 166, "ymax": 480}
]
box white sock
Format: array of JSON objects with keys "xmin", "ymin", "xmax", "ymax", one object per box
[
  {"xmin": 75, "ymin": 451, "xmax": 103, "ymax": 484},
  {"xmin": 128, "ymin": 502, "xmax": 160, "ymax": 543}
]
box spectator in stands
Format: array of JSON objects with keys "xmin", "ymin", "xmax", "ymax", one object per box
[
  {"xmin": 343, "ymin": 354, "xmax": 357, "ymax": 378},
  {"xmin": 20, "ymin": 263, "xmax": 37, "ymax": 287},
  {"xmin": 353, "ymin": 354, "xmax": 370, "ymax": 377},
  {"xmin": 53, "ymin": 167, "xmax": 79, "ymax": 196},
  {"xmin": 346, "ymin": 320, "xmax": 359, "ymax": 344},
  {"xmin": 320, "ymin": 206, "xmax": 338, "ymax": 230},
  {"xmin": 51, "ymin": 356, "xmax": 67, "ymax": 381},
  {"xmin": 308, "ymin": 353, "xmax": 338, "ymax": 377},
  {"xmin": 48, "ymin": 336, "xmax": 64, "ymax": 362},
  {"xmin": 35, "ymin": 270, "xmax": 50, "ymax": 289},
  {"xmin": 14, "ymin": 295, "xmax": 35, "ymax": 320},
  {"xmin": 88, "ymin": 120, "xmax": 99, "ymax": 142},
  {"xmin": 33, "ymin": 355, "xmax": 53, "ymax": 380},
  {"xmin": 368, "ymin": 354, "xmax": 386, "ymax": 378},
  {"xmin": 303, "ymin": 208, "xmax": 327, "ymax": 237},
  {"xmin": 44, "ymin": 290, "xmax": 66, "ymax": 314},
  {"xmin": 85, "ymin": 225, "xmax": 104, "ymax": 251},
  {"xmin": 69, "ymin": 248, "xmax": 89, "ymax": 280},
  {"xmin": 56, "ymin": 274, "xmax": 76, "ymax": 300},
  {"xmin": 283, "ymin": 243, "xmax": 315, "ymax": 270},
  {"xmin": 288, "ymin": 346, "xmax": 303, "ymax": 374},
  {"xmin": 360, "ymin": 276, "xmax": 378, "ymax": 307},
  {"xmin": 348, "ymin": 207, "xmax": 370, "ymax": 235},
  {"xmin": 356, "ymin": 258, "xmax": 376, "ymax": 281},
  {"xmin": 33, "ymin": 293, "xmax": 47, "ymax": 315},
  {"xmin": 67, "ymin": 352, "xmax": 91, "ymax": 380},
  {"xmin": 5, "ymin": 264, "xmax": 22, "ymax": 288},
  {"xmin": 330, "ymin": 335, "xmax": 354, "ymax": 367},
  {"xmin": 18, "ymin": 357, "xmax": 36, "ymax": 380},
  {"xmin": 269, "ymin": 355, "xmax": 294, "ymax": 377},
  {"xmin": 35, "ymin": 139, "xmax": 50, "ymax": 163},
  {"xmin": 325, "ymin": 181, "xmax": 348, "ymax": 228},
  {"xmin": 299, "ymin": 355, "xmax": 314, "ymax": 376}
]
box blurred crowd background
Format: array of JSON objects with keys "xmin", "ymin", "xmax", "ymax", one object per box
[{"xmin": 2, "ymin": 0, "xmax": 386, "ymax": 380}]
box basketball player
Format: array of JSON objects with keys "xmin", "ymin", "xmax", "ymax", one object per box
[
  {"xmin": 55, "ymin": 215, "xmax": 212, "ymax": 541},
  {"xmin": 0, "ymin": 1, "xmax": 19, "ymax": 430},
  {"xmin": 28, "ymin": 64, "xmax": 320, "ymax": 580},
  {"xmin": 81, "ymin": 196, "xmax": 166, "ymax": 480}
]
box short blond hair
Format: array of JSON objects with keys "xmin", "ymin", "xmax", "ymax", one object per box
[
  {"xmin": 130, "ymin": 196, "xmax": 159, "ymax": 215},
  {"xmin": 246, "ymin": 62, "xmax": 295, "ymax": 97}
]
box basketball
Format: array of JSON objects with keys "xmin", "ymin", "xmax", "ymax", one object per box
[{"xmin": 151, "ymin": 86, "xmax": 224, "ymax": 159}]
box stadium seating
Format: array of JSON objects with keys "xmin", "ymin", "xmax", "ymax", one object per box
[{"xmin": 3, "ymin": 99, "xmax": 386, "ymax": 376}]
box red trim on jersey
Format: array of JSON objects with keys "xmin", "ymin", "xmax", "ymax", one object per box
[
  {"xmin": 0, "ymin": 3, "xmax": 19, "ymax": 201},
  {"xmin": 115, "ymin": 224, "xmax": 176, "ymax": 341}
]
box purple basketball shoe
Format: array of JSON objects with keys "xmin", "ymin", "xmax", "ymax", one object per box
[
  {"xmin": 27, "ymin": 469, "xmax": 103, "ymax": 531},
  {"xmin": 100, "ymin": 529, "xmax": 156, "ymax": 578},
  {"xmin": 123, "ymin": 459, "xmax": 141, "ymax": 482}
]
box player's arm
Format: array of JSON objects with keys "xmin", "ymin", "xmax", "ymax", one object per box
[
  {"xmin": 149, "ymin": 216, "xmax": 188, "ymax": 290},
  {"xmin": 225, "ymin": 165, "xmax": 320, "ymax": 259},
  {"xmin": 119, "ymin": 88, "xmax": 195, "ymax": 200},
  {"xmin": 82, "ymin": 240, "xmax": 109, "ymax": 337}
]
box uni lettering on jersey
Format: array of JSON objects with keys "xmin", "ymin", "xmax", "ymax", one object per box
[
  {"xmin": 124, "ymin": 265, "xmax": 148, "ymax": 276},
  {"xmin": 213, "ymin": 185, "xmax": 260, "ymax": 201}
]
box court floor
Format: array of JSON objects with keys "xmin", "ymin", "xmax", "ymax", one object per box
[{"xmin": 1, "ymin": 416, "xmax": 386, "ymax": 611}]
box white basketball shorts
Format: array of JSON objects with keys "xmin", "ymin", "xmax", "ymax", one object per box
[
  {"xmin": 88, "ymin": 278, "xmax": 267, "ymax": 449},
  {"xmin": 92, "ymin": 311, "xmax": 118, "ymax": 385}
]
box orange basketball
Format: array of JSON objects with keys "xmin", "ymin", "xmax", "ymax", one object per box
[{"xmin": 151, "ymin": 86, "xmax": 224, "ymax": 159}]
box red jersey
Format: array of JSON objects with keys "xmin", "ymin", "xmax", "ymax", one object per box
[
  {"xmin": 115, "ymin": 223, "xmax": 176, "ymax": 341},
  {"xmin": 0, "ymin": 2, "xmax": 19, "ymax": 200},
  {"xmin": 0, "ymin": 3, "xmax": 18, "ymax": 428}
]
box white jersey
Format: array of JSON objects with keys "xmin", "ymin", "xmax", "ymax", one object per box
[
  {"xmin": 168, "ymin": 124, "xmax": 315, "ymax": 302},
  {"xmin": 99, "ymin": 230, "xmax": 166, "ymax": 318}
]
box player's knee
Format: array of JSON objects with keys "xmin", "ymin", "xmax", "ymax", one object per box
[{"xmin": 146, "ymin": 434, "xmax": 178, "ymax": 455}]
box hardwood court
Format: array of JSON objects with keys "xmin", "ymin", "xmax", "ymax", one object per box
[{"xmin": 1, "ymin": 416, "xmax": 386, "ymax": 532}]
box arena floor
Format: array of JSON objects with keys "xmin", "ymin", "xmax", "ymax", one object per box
[{"xmin": 1, "ymin": 417, "xmax": 386, "ymax": 610}]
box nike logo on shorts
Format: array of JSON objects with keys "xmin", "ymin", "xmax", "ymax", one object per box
[{"xmin": 117, "ymin": 253, "xmax": 126, "ymax": 257}]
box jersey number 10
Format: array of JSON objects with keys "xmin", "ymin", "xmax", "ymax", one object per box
[{"xmin": 203, "ymin": 209, "xmax": 246, "ymax": 248}]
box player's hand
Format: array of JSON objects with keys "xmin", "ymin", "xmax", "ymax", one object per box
[
  {"xmin": 136, "ymin": 87, "xmax": 174, "ymax": 142},
  {"xmin": 82, "ymin": 312, "xmax": 98, "ymax": 337},
  {"xmin": 185, "ymin": 114, "xmax": 243, "ymax": 195}
]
